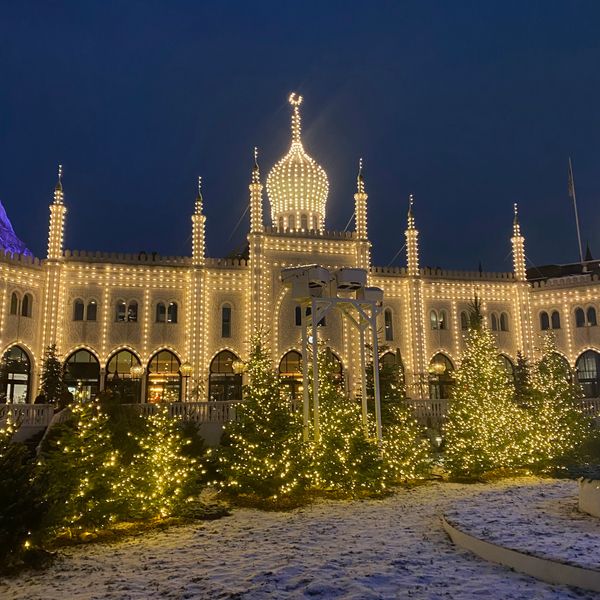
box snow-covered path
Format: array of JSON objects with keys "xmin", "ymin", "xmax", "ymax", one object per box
[{"xmin": 2, "ymin": 479, "xmax": 596, "ymax": 599}]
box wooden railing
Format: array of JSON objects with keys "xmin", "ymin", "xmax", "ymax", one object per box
[{"xmin": 406, "ymin": 399, "xmax": 450, "ymax": 427}]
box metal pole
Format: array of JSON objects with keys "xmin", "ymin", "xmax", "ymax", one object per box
[
  {"xmin": 311, "ymin": 297, "xmax": 320, "ymax": 442},
  {"xmin": 569, "ymin": 157, "xmax": 584, "ymax": 264},
  {"xmin": 301, "ymin": 303, "xmax": 310, "ymax": 441},
  {"xmin": 359, "ymin": 324, "xmax": 369, "ymax": 433},
  {"xmin": 371, "ymin": 311, "xmax": 383, "ymax": 446}
]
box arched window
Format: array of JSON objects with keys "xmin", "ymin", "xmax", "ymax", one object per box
[
  {"xmin": 587, "ymin": 307, "xmax": 597, "ymax": 327},
  {"xmin": 576, "ymin": 350, "xmax": 600, "ymax": 398},
  {"xmin": 279, "ymin": 350, "xmax": 303, "ymax": 400},
  {"xmin": 295, "ymin": 305, "xmax": 302, "ymax": 327},
  {"xmin": 540, "ymin": 311, "xmax": 550, "ymax": 331},
  {"xmin": 430, "ymin": 310, "xmax": 439, "ymax": 330},
  {"xmin": 499, "ymin": 354, "xmax": 515, "ymax": 382},
  {"xmin": 105, "ymin": 349, "xmax": 142, "ymax": 402},
  {"xmin": 73, "ymin": 299, "xmax": 84, "ymax": 321},
  {"xmin": 491, "ymin": 313, "xmax": 499, "ymax": 331},
  {"xmin": 312, "ymin": 215, "xmax": 318, "ymax": 231},
  {"xmin": 64, "ymin": 349, "xmax": 100, "ymax": 402},
  {"xmin": 146, "ymin": 350, "xmax": 181, "ymax": 403},
  {"xmin": 156, "ymin": 302, "xmax": 166, "ymax": 323},
  {"xmin": 86, "ymin": 300, "xmax": 97, "ymax": 321},
  {"xmin": 116, "ymin": 300, "xmax": 127, "ymax": 322},
  {"xmin": 9, "ymin": 292, "xmax": 18, "ymax": 315},
  {"xmin": 278, "ymin": 216, "xmax": 284, "ymax": 231},
  {"xmin": 460, "ymin": 311, "xmax": 469, "ymax": 331},
  {"xmin": 0, "ymin": 345, "xmax": 31, "ymax": 403},
  {"xmin": 500, "ymin": 312, "xmax": 509, "ymax": 332},
  {"xmin": 221, "ymin": 304, "xmax": 232, "ymax": 338},
  {"xmin": 300, "ymin": 214, "xmax": 308, "ymax": 230},
  {"xmin": 575, "ymin": 307, "xmax": 586, "ymax": 328},
  {"xmin": 209, "ymin": 350, "xmax": 242, "ymax": 401},
  {"xmin": 384, "ymin": 308, "xmax": 394, "ymax": 341},
  {"xmin": 438, "ymin": 310, "xmax": 448, "ymax": 330},
  {"xmin": 551, "ymin": 310, "xmax": 561, "ymax": 330},
  {"xmin": 21, "ymin": 293, "xmax": 32, "ymax": 317},
  {"xmin": 127, "ymin": 301, "xmax": 138, "ymax": 322},
  {"xmin": 167, "ymin": 302, "xmax": 178, "ymax": 324},
  {"xmin": 428, "ymin": 353, "xmax": 454, "ymax": 400},
  {"xmin": 288, "ymin": 214, "xmax": 296, "ymax": 230},
  {"xmin": 380, "ymin": 351, "xmax": 405, "ymax": 393}
]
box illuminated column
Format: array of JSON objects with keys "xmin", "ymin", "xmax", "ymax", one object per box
[
  {"xmin": 248, "ymin": 149, "xmax": 265, "ymax": 334},
  {"xmin": 42, "ymin": 165, "xmax": 67, "ymax": 357},
  {"xmin": 354, "ymin": 158, "xmax": 371, "ymax": 271},
  {"xmin": 511, "ymin": 203, "xmax": 526, "ymax": 281},
  {"xmin": 404, "ymin": 195, "xmax": 426, "ymax": 397},
  {"xmin": 192, "ymin": 177, "xmax": 206, "ymax": 267}
]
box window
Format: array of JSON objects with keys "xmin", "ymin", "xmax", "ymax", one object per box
[
  {"xmin": 460, "ymin": 311, "xmax": 469, "ymax": 331},
  {"xmin": 576, "ymin": 350, "xmax": 600, "ymax": 398},
  {"xmin": 221, "ymin": 304, "xmax": 232, "ymax": 338},
  {"xmin": 295, "ymin": 305, "xmax": 302, "ymax": 327},
  {"xmin": 156, "ymin": 302, "xmax": 166, "ymax": 323},
  {"xmin": 116, "ymin": 300, "xmax": 127, "ymax": 322},
  {"xmin": 540, "ymin": 311, "xmax": 550, "ymax": 331},
  {"xmin": 86, "ymin": 301, "xmax": 97, "ymax": 321},
  {"xmin": 278, "ymin": 216, "xmax": 284, "ymax": 231},
  {"xmin": 500, "ymin": 312, "xmax": 509, "ymax": 332},
  {"xmin": 209, "ymin": 350, "xmax": 242, "ymax": 401},
  {"xmin": 438, "ymin": 310, "xmax": 447, "ymax": 330},
  {"xmin": 384, "ymin": 308, "xmax": 394, "ymax": 341},
  {"xmin": 491, "ymin": 313, "xmax": 498, "ymax": 331},
  {"xmin": 105, "ymin": 349, "xmax": 142, "ymax": 402},
  {"xmin": 127, "ymin": 301, "xmax": 138, "ymax": 322},
  {"xmin": 575, "ymin": 307, "xmax": 586, "ymax": 328},
  {"xmin": 428, "ymin": 354, "xmax": 454, "ymax": 400},
  {"xmin": 21, "ymin": 293, "xmax": 32, "ymax": 317},
  {"xmin": 551, "ymin": 310, "xmax": 561, "ymax": 330},
  {"xmin": 9, "ymin": 292, "xmax": 18, "ymax": 315},
  {"xmin": 146, "ymin": 350, "xmax": 181, "ymax": 402},
  {"xmin": 301, "ymin": 214, "xmax": 308, "ymax": 230},
  {"xmin": 430, "ymin": 310, "xmax": 439, "ymax": 330},
  {"xmin": 167, "ymin": 302, "xmax": 178, "ymax": 324},
  {"xmin": 279, "ymin": 350, "xmax": 303, "ymax": 400},
  {"xmin": 0, "ymin": 345, "xmax": 31, "ymax": 403},
  {"xmin": 64, "ymin": 349, "xmax": 100, "ymax": 401},
  {"xmin": 587, "ymin": 307, "xmax": 597, "ymax": 327},
  {"xmin": 288, "ymin": 214, "xmax": 296, "ymax": 230},
  {"xmin": 73, "ymin": 299, "xmax": 84, "ymax": 321}
]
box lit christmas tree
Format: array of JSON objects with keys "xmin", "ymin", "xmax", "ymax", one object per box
[
  {"xmin": 514, "ymin": 351, "xmax": 534, "ymax": 407},
  {"xmin": 444, "ymin": 302, "xmax": 532, "ymax": 477},
  {"xmin": 39, "ymin": 344, "xmax": 66, "ymax": 405},
  {"xmin": 218, "ymin": 333, "xmax": 309, "ymax": 501},
  {"xmin": 527, "ymin": 334, "xmax": 591, "ymax": 468}
]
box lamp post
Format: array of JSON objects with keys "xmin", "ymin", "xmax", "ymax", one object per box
[
  {"xmin": 179, "ymin": 361, "xmax": 193, "ymax": 402},
  {"xmin": 130, "ymin": 364, "xmax": 144, "ymax": 403}
]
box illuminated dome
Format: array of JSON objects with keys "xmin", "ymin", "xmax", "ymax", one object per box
[{"xmin": 266, "ymin": 93, "xmax": 329, "ymax": 232}]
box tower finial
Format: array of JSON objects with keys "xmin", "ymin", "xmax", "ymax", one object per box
[
  {"xmin": 55, "ymin": 163, "xmax": 63, "ymax": 193},
  {"xmin": 195, "ymin": 176, "xmax": 203, "ymax": 213},
  {"xmin": 252, "ymin": 146, "xmax": 260, "ymax": 183},
  {"xmin": 356, "ymin": 157, "xmax": 365, "ymax": 194},
  {"xmin": 289, "ymin": 92, "xmax": 303, "ymax": 145}
]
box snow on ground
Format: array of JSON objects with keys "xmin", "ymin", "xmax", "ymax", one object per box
[
  {"xmin": 2, "ymin": 479, "xmax": 598, "ymax": 600},
  {"xmin": 445, "ymin": 478, "xmax": 600, "ymax": 571}
]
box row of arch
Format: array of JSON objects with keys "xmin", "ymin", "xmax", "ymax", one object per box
[
  {"xmin": 9, "ymin": 292, "xmax": 33, "ymax": 318},
  {"xmin": 538, "ymin": 307, "xmax": 598, "ymax": 331},
  {"xmin": 72, "ymin": 299, "xmax": 180, "ymax": 324},
  {"xmin": 277, "ymin": 213, "xmax": 319, "ymax": 232}
]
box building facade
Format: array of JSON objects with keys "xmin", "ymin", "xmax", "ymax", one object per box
[{"xmin": 1, "ymin": 94, "xmax": 600, "ymax": 405}]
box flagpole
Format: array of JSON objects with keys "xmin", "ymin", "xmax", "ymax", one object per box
[{"xmin": 568, "ymin": 157, "xmax": 584, "ymax": 264}]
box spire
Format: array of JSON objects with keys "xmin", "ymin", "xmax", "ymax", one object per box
[
  {"xmin": 192, "ymin": 175, "xmax": 206, "ymax": 266},
  {"xmin": 511, "ymin": 202, "xmax": 526, "ymax": 281},
  {"xmin": 195, "ymin": 176, "xmax": 203, "ymax": 214},
  {"xmin": 512, "ymin": 202, "xmax": 521, "ymax": 235},
  {"xmin": 405, "ymin": 194, "xmax": 419, "ymax": 276},
  {"xmin": 407, "ymin": 194, "xmax": 416, "ymax": 229},
  {"xmin": 53, "ymin": 164, "xmax": 64, "ymax": 203},
  {"xmin": 250, "ymin": 147, "xmax": 264, "ymax": 234},
  {"xmin": 356, "ymin": 157, "xmax": 365, "ymax": 194},
  {"xmin": 289, "ymin": 92, "xmax": 303, "ymax": 147},
  {"xmin": 252, "ymin": 146, "xmax": 260, "ymax": 184},
  {"xmin": 354, "ymin": 157, "xmax": 368, "ymax": 249}
]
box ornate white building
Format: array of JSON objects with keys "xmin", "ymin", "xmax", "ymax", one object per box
[{"xmin": 1, "ymin": 94, "xmax": 600, "ymax": 405}]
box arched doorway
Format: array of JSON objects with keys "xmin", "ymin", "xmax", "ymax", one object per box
[
  {"xmin": 146, "ymin": 350, "xmax": 181, "ymax": 403},
  {"xmin": 64, "ymin": 349, "xmax": 100, "ymax": 402},
  {"xmin": 428, "ymin": 353, "xmax": 454, "ymax": 400},
  {"xmin": 0, "ymin": 345, "xmax": 31, "ymax": 403},
  {"xmin": 576, "ymin": 350, "xmax": 600, "ymax": 398},
  {"xmin": 279, "ymin": 350, "xmax": 303, "ymax": 400},
  {"xmin": 105, "ymin": 349, "xmax": 142, "ymax": 402},
  {"xmin": 209, "ymin": 350, "xmax": 242, "ymax": 402},
  {"xmin": 499, "ymin": 354, "xmax": 515, "ymax": 383},
  {"xmin": 379, "ymin": 350, "xmax": 405, "ymax": 399}
]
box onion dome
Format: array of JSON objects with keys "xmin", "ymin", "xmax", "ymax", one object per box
[{"xmin": 266, "ymin": 93, "xmax": 328, "ymax": 232}]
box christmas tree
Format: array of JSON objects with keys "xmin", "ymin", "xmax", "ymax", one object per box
[
  {"xmin": 39, "ymin": 344, "xmax": 66, "ymax": 405},
  {"xmin": 218, "ymin": 333, "xmax": 309, "ymax": 501},
  {"xmin": 514, "ymin": 351, "xmax": 533, "ymax": 407},
  {"xmin": 444, "ymin": 302, "xmax": 532, "ymax": 477}
]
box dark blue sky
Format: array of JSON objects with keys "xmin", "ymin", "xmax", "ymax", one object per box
[{"xmin": 1, "ymin": 1, "xmax": 599, "ymax": 270}]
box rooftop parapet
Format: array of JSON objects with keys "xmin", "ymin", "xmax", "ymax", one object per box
[{"xmin": 0, "ymin": 249, "xmax": 42, "ymax": 267}]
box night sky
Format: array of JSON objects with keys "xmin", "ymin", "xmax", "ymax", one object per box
[{"xmin": 1, "ymin": 1, "xmax": 599, "ymax": 271}]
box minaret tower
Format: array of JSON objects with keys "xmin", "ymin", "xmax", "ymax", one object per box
[
  {"xmin": 192, "ymin": 177, "xmax": 206, "ymax": 267},
  {"xmin": 405, "ymin": 194, "xmax": 420, "ymax": 276},
  {"xmin": 47, "ymin": 164, "xmax": 67, "ymax": 260},
  {"xmin": 248, "ymin": 148, "xmax": 265, "ymax": 335},
  {"xmin": 354, "ymin": 158, "xmax": 370, "ymax": 270},
  {"xmin": 511, "ymin": 202, "xmax": 526, "ymax": 281}
]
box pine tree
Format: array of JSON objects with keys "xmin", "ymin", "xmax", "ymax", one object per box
[
  {"xmin": 310, "ymin": 348, "xmax": 385, "ymax": 494},
  {"xmin": 40, "ymin": 344, "xmax": 66, "ymax": 405},
  {"xmin": 218, "ymin": 333, "xmax": 309, "ymax": 501},
  {"xmin": 527, "ymin": 335, "xmax": 591, "ymax": 468},
  {"xmin": 514, "ymin": 351, "xmax": 533, "ymax": 407},
  {"xmin": 444, "ymin": 302, "xmax": 533, "ymax": 477}
]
